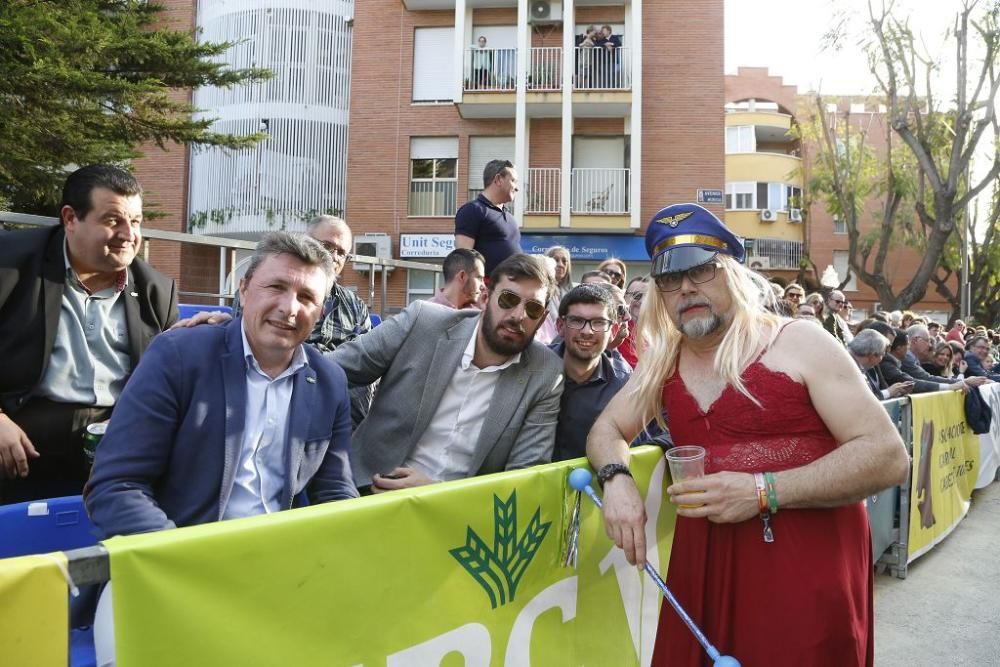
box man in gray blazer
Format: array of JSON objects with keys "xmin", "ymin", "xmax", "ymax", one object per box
[{"xmin": 329, "ymin": 253, "xmax": 564, "ymax": 492}]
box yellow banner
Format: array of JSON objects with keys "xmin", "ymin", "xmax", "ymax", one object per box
[
  {"xmin": 908, "ymin": 392, "xmax": 980, "ymax": 561},
  {"xmin": 105, "ymin": 448, "xmax": 676, "ymax": 666},
  {"xmin": 0, "ymin": 553, "xmax": 69, "ymax": 667}
]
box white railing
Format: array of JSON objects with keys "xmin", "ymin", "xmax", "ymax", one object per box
[
  {"xmin": 574, "ymin": 46, "xmax": 631, "ymax": 90},
  {"xmin": 528, "ymin": 47, "xmax": 563, "ymax": 91},
  {"xmin": 524, "ymin": 168, "xmax": 561, "ymax": 213},
  {"xmin": 749, "ymin": 239, "xmax": 803, "ymax": 270},
  {"xmin": 409, "ymin": 180, "xmax": 458, "ymax": 217},
  {"xmin": 571, "ymin": 168, "xmax": 629, "ymax": 214},
  {"xmin": 464, "ymin": 47, "xmax": 516, "ymax": 92}
]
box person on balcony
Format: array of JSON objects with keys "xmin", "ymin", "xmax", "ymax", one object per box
[
  {"xmin": 575, "ymin": 26, "xmax": 598, "ymax": 88},
  {"xmin": 455, "ymin": 159, "xmax": 521, "ymax": 275},
  {"xmin": 593, "ymin": 25, "xmax": 621, "ymax": 88},
  {"xmin": 470, "ymin": 35, "xmax": 491, "ymax": 90},
  {"xmin": 0, "ymin": 165, "xmax": 177, "ymax": 504}
]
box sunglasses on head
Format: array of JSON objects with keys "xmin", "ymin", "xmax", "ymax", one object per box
[{"xmin": 496, "ymin": 289, "xmax": 546, "ymax": 320}]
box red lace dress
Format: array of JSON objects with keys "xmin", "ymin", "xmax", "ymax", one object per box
[{"xmin": 651, "ymin": 355, "xmax": 873, "ymax": 666}]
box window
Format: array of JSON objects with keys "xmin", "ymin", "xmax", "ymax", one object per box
[
  {"xmin": 832, "ymin": 250, "xmax": 857, "ymax": 290},
  {"xmin": 725, "ymin": 126, "xmax": 755, "ymax": 153},
  {"xmin": 468, "ymin": 136, "xmax": 514, "ymax": 199},
  {"xmin": 833, "ymin": 218, "xmax": 847, "ymax": 235},
  {"xmin": 725, "ymin": 182, "xmax": 755, "ymax": 210},
  {"xmin": 786, "ymin": 185, "xmax": 802, "ymax": 210},
  {"xmin": 407, "ymin": 268, "xmax": 438, "ymax": 304},
  {"xmin": 413, "ymin": 27, "xmax": 455, "ymax": 102},
  {"xmin": 409, "ymin": 137, "xmax": 458, "ymax": 217}
]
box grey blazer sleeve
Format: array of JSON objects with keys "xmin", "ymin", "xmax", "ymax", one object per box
[
  {"xmin": 326, "ymin": 302, "xmax": 420, "ymax": 386},
  {"xmin": 503, "ymin": 354, "xmax": 564, "ymax": 470}
]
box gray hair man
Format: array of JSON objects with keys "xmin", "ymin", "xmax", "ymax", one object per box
[
  {"xmin": 903, "ymin": 323, "xmax": 988, "ymax": 389},
  {"xmin": 848, "ymin": 329, "xmax": 912, "ymax": 399},
  {"xmin": 822, "ymin": 289, "xmax": 852, "ymax": 346}
]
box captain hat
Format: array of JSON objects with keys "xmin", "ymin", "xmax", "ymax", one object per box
[{"xmin": 644, "ymin": 203, "xmax": 745, "ymax": 276}]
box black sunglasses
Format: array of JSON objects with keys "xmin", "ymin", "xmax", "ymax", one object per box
[
  {"xmin": 654, "ymin": 262, "xmax": 718, "ymax": 292},
  {"xmin": 496, "ymin": 289, "xmax": 546, "ymax": 320}
]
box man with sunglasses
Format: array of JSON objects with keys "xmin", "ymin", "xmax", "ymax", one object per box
[
  {"xmin": 549, "ymin": 284, "xmax": 630, "ymax": 461},
  {"xmin": 328, "ymin": 253, "xmax": 563, "ymax": 493},
  {"xmin": 823, "ymin": 289, "xmax": 853, "ymax": 346},
  {"xmin": 586, "ymin": 203, "xmax": 908, "ymax": 665}
]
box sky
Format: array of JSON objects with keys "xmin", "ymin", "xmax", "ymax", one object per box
[{"xmin": 724, "ymin": 0, "xmax": 972, "ymax": 94}]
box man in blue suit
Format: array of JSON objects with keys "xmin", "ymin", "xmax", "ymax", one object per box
[
  {"xmin": 86, "ymin": 231, "xmax": 357, "ymax": 538},
  {"xmin": 87, "ymin": 231, "xmax": 357, "ymax": 667}
]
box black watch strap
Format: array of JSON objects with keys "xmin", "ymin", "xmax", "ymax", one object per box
[{"xmin": 597, "ymin": 463, "xmax": 633, "ymax": 489}]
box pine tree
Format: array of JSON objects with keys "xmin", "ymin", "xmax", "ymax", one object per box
[{"xmin": 0, "ymin": 0, "xmax": 269, "ymax": 212}]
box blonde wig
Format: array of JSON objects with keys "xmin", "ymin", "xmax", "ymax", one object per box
[{"xmin": 629, "ymin": 255, "xmax": 781, "ymax": 429}]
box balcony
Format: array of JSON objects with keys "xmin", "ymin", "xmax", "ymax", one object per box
[
  {"xmin": 747, "ymin": 239, "xmax": 803, "ymax": 270},
  {"xmin": 459, "ymin": 45, "xmax": 631, "ymax": 118},
  {"xmin": 466, "ymin": 167, "xmax": 629, "ymax": 218}
]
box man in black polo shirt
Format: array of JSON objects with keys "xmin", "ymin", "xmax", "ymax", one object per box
[
  {"xmin": 455, "ymin": 159, "xmax": 521, "ymax": 274},
  {"xmin": 549, "ymin": 284, "xmax": 630, "ymax": 461}
]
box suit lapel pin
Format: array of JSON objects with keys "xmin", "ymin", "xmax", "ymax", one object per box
[{"xmin": 306, "ymin": 376, "xmax": 317, "ymax": 384}]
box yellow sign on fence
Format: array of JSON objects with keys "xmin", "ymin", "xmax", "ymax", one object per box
[
  {"xmin": 907, "ymin": 392, "xmax": 980, "ymax": 561},
  {"xmin": 106, "ymin": 448, "xmax": 676, "ymax": 666},
  {"xmin": 0, "ymin": 553, "xmax": 69, "ymax": 667}
]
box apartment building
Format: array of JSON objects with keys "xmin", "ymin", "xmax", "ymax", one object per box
[
  {"xmin": 344, "ymin": 0, "xmax": 724, "ymax": 310},
  {"xmin": 724, "ymin": 67, "xmax": 955, "ymax": 321}
]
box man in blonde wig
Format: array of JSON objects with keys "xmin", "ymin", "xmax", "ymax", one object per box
[{"xmin": 586, "ymin": 203, "xmax": 908, "ymax": 666}]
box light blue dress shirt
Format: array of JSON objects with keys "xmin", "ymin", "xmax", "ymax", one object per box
[{"xmin": 221, "ymin": 323, "xmax": 309, "ymax": 520}]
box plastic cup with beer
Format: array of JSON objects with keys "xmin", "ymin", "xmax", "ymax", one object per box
[{"xmin": 665, "ymin": 445, "xmax": 706, "ymax": 508}]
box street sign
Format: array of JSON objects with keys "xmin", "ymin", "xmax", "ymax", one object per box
[{"xmin": 697, "ymin": 189, "xmax": 724, "ymax": 204}]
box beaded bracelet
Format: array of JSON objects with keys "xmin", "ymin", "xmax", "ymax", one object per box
[{"xmin": 764, "ymin": 471, "xmax": 779, "ymax": 514}]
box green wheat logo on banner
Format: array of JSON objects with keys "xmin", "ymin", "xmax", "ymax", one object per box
[{"xmin": 449, "ymin": 490, "xmax": 551, "ymax": 609}]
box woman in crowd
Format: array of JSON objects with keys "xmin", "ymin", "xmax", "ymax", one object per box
[
  {"xmin": 805, "ymin": 292, "xmax": 825, "ymax": 321},
  {"xmin": 546, "ymin": 246, "xmax": 574, "ymax": 302},
  {"xmin": 922, "ymin": 343, "xmax": 959, "ymax": 379},
  {"xmin": 598, "ymin": 258, "xmax": 627, "ymax": 289}
]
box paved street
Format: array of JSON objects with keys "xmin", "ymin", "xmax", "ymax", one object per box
[{"xmin": 874, "ymin": 481, "xmax": 1000, "ymax": 666}]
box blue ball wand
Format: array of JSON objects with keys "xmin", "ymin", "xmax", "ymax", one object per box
[{"xmin": 568, "ymin": 468, "xmax": 741, "ymax": 667}]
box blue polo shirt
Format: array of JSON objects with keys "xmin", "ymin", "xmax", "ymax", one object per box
[
  {"xmin": 550, "ymin": 342, "xmax": 630, "ymax": 462},
  {"xmin": 454, "ymin": 194, "xmax": 521, "ymax": 274}
]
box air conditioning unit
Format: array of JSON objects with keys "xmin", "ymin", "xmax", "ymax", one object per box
[
  {"xmin": 353, "ymin": 233, "xmax": 394, "ymax": 273},
  {"xmin": 748, "ymin": 256, "xmax": 771, "ymax": 270},
  {"xmin": 529, "ymin": 0, "xmax": 562, "ymax": 23},
  {"xmin": 788, "ymin": 208, "xmax": 802, "ymax": 222},
  {"xmin": 760, "ymin": 209, "xmax": 777, "ymax": 222}
]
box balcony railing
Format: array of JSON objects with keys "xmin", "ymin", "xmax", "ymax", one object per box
[
  {"xmin": 571, "ymin": 168, "xmax": 630, "ymax": 214},
  {"xmin": 528, "ymin": 48, "xmax": 562, "ymax": 91},
  {"xmin": 524, "ymin": 168, "xmax": 561, "ymax": 213},
  {"xmin": 463, "ymin": 47, "xmax": 631, "ymax": 92},
  {"xmin": 748, "ymin": 239, "xmax": 803, "ymax": 270},
  {"xmin": 464, "ymin": 47, "xmax": 516, "ymax": 92},
  {"xmin": 574, "ymin": 46, "xmax": 631, "ymax": 90}
]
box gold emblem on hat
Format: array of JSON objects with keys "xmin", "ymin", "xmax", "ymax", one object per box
[{"xmin": 655, "ymin": 211, "xmax": 694, "ymax": 228}]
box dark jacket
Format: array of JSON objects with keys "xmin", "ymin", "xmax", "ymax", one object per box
[
  {"xmin": 0, "ymin": 225, "xmax": 178, "ymax": 413},
  {"xmin": 964, "ymin": 352, "xmax": 1000, "ymax": 382},
  {"xmin": 879, "ymin": 354, "xmax": 942, "ymax": 394}
]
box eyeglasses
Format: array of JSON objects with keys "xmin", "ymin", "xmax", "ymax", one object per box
[
  {"xmin": 654, "ymin": 262, "xmax": 718, "ymax": 292},
  {"xmin": 831, "ymin": 299, "xmax": 846, "ymax": 305},
  {"xmin": 496, "ymin": 289, "xmax": 546, "ymax": 320},
  {"xmin": 785, "ymin": 292, "xmax": 804, "ymax": 300},
  {"xmin": 563, "ymin": 315, "xmax": 614, "ymax": 332},
  {"xmin": 603, "ymin": 269, "xmax": 624, "ymax": 279},
  {"xmin": 319, "ymin": 241, "xmax": 352, "ymax": 261}
]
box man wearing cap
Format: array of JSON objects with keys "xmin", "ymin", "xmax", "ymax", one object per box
[{"xmin": 585, "ymin": 203, "xmax": 908, "ymax": 665}]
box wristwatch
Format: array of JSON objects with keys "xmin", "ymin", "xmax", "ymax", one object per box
[{"xmin": 597, "ymin": 463, "xmax": 633, "ymax": 489}]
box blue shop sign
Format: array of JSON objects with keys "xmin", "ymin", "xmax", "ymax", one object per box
[{"xmin": 521, "ymin": 234, "xmax": 648, "ymax": 261}]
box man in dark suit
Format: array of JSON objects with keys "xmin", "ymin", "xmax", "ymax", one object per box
[
  {"xmin": 86, "ymin": 232, "xmax": 356, "ymax": 666},
  {"xmin": 0, "ymin": 165, "xmax": 178, "ymax": 502},
  {"xmin": 847, "ymin": 329, "xmax": 912, "ymax": 400},
  {"xmin": 879, "ymin": 330, "xmax": 972, "ymax": 395}
]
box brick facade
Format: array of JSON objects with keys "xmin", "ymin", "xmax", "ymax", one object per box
[{"xmin": 347, "ymin": 0, "xmax": 725, "ymax": 311}]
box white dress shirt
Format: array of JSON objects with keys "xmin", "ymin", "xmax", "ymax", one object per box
[
  {"xmin": 222, "ymin": 323, "xmax": 308, "ymax": 520},
  {"xmin": 404, "ymin": 318, "xmax": 520, "ymax": 481}
]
